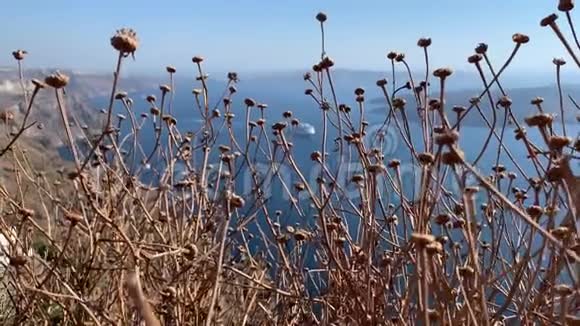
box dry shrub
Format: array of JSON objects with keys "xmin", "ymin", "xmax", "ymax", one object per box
[{"xmin": 0, "ymin": 3, "xmax": 579, "ymax": 325}]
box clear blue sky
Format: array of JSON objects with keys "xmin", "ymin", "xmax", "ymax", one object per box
[{"xmin": 0, "ymin": 1, "xmax": 571, "ymax": 75}]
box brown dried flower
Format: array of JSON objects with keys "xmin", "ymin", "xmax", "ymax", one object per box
[
  {"xmin": 558, "ymin": 0, "xmax": 574, "ymax": 12},
  {"xmin": 433, "ymin": 67, "xmax": 453, "ymax": 79},
  {"xmin": 468, "ymin": 54, "xmax": 483, "ymax": 64},
  {"xmin": 417, "ymin": 37, "xmax": 432, "ymax": 48},
  {"xmin": 110, "ymin": 28, "xmax": 138, "ymax": 55},
  {"xmin": 44, "ymin": 71, "xmax": 69, "ymax": 89},
  {"xmin": 244, "ymin": 98, "xmax": 256, "ymax": 107},
  {"xmin": 12, "ymin": 49, "xmax": 27, "ymax": 61},
  {"xmin": 540, "ymin": 14, "xmax": 558, "ymax": 27},
  {"xmin": 553, "ymin": 57, "xmax": 566, "ymax": 66},
  {"xmin": 475, "ymin": 43, "xmax": 488, "ymax": 54},
  {"xmin": 512, "ymin": 33, "xmax": 530, "ymax": 44}
]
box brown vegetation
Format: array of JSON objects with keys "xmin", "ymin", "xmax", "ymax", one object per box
[{"xmin": 0, "ymin": 1, "xmax": 579, "ymax": 325}]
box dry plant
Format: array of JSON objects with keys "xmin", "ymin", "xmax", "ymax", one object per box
[{"xmin": 0, "ymin": 1, "xmax": 579, "ymax": 325}]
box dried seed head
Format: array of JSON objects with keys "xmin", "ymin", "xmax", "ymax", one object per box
[
  {"xmin": 551, "ymin": 226, "xmax": 571, "ymax": 240},
  {"xmin": 166, "ymin": 66, "xmax": 176, "ymax": 74},
  {"xmin": 257, "ymin": 103, "xmax": 268, "ymax": 110},
  {"xmin": 355, "ymin": 95, "xmax": 364, "ymax": 102},
  {"xmin": 386, "ymin": 51, "xmax": 397, "ymax": 60},
  {"xmin": 548, "ymin": 136, "xmax": 571, "ymax": 150},
  {"xmin": 540, "ymin": 13, "xmax": 558, "ymax": 27},
  {"xmin": 312, "ymin": 63, "xmax": 322, "ymax": 73},
  {"xmin": 351, "ymin": 174, "xmax": 365, "ymax": 183},
  {"xmin": 514, "ymin": 127, "xmax": 527, "ymax": 140},
  {"xmin": 320, "ymin": 56, "xmax": 334, "ymax": 69},
  {"xmin": 558, "ymin": 0, "xmax": 574, "ymax": 11},
  {"xmin": 272, "ymin": 122, "xmax": 287, "ymax": 131},
  {"xmin": 492, "ymin": 164, "xmax": 506, "ymax": 173},
  {"xmin": 227, "ymin": 72, "xmax": 238, "ymax": 82},
  {"xmin": 458, "ymin": 266, "xmax": 475, "ymax": 277},
  {"xmin": 497, "ymin": 95, "xmax": 512, "ymax": 108},
  {"xmin": 150, "ymin": 107, "xmax": 160, "ymax": 116},
  {"xmin": 547, "ymin": 165, "xmax": 565, "ymax": 182},
  {"xmin": 159, "ymin": 84, "xmax": 171, "ymax": 93},
  {"xmin": 110, "ymin": 28, "xmax": 139, "ymax": 54},
  {"xmin": 387, "ymin": 159, "xmax": 401, "ymax": 169},
  {"xmin": 530, "ymin": 96, "xmax": 544, "ymax": 105},
  {"xmin": 191, "ymin": 56, "xmax": 204, "ymax": 63},
  {"xmin": 392, "ymin": 97, "xmax": 406, "ymax": 109},
  {"xmin": 294, "ymin": 229, "xmax": 311, "ymax": 241},
  {"xmin": 434, "ymin": 214, "xmax": 450, "ymax": 225},
  {"xmin": 553, "ymin": 57, "xmax": 566, "ymax": 66},
  {"xmin": 441, "ymin": 148, "xmax": 464, "ymax": 165},
  {"xmin": 525, "ymin": 113, "xmax": 553, "ymax": 127},
  {"xmin": 475, "ymin": 43, "xmax": 488, "ymax": 54},
  {"xmin": 395, "ymin": 53, "xmax": 405, "ymax": 62},
  {"xmin": 244, "ymin": 98, "xmax": 256, "ymax": 107},
  {"xmin": 44, "ymin": 71, "xmax": 69, "ymax": 89},
  {"xmin": 554, "ymin": 284, "xmax": 573, "ymax": 296},
  {"xmin": 12, "ymin": 49, "xmax": 27, "ymax": 60},
  {"xmin": 303, "ymin": 72, "xmax": 312, "ymax": 80},
  {"xmin": 469, "ymin": 97, "xmax": 480, "ymax": 105},
  {"xmin": 316, "ymin": 12, "xmax": 327, "ymax": 23},
  {"xmin": 367, "ymin": 164, "xmax": 386, "ymax": 174},
  {"xmin": 385, "ymin": 215, "xmax": 398, "ymax": 224},
  {"xmin": 294, "ymin": 182, "xmax": 306, "ymax": 191},
  {"xmin": 433, "ymin": 67, "xmax": 453, "ymax": 79},
  {"xmin": 283, "ymin": 111, "xmax": 292, "ymax": 118},
  {"xmin": 291, "ymin": 118, "xmax": 300, "ymax": 126},
  {"xmin": 146, "ymin": 95, "xmax": 156, "ymax": 103},
  {"xmin": 218, "ymin": 145, "xmax": 231, "ymax": 153},
  {"xmin": 115, "ymin": 91, "xmax": 128, "ymax": 100},
  {"xmin": 434, "ymin": 130, "xmax": 459, "ymax": 146},
  {"xmin": 428, "ymin": 98, "xmax": 441, "ymax": 110},
  {"xmin": 453, "ymin": 105, "xmax": 466, "ymax": 115},
  {"xmin": 221, "ymin": 153, "xmax": 234, "ymax": 163},
  {"xmin": 512, "ymin": 33, "xmax": 530, "ymax": 44},
  {"xmin": 426, "ymin": 241, "xmax": 443, "ymax": 255},
  {"xmin": 229, "ymin": 193, "xmax": 245, "ymax": 208},
  {"xmin": 418, "ymin": 152, "xmax": 435, "ymax": 165},
  {"xmin": 417, "ymin": 37, "xmax": 432, "ymax": 47},
  {"xmin": 376, "ymin": 78, "xmax": 388, "ymax": 87},
  {"xmin": 526, "ymin": 205, "xmax": 544, "ymax": 219},
  {"xmin": 310, "ymin": 151, "xmax": 322, "ymax": 161},
  {"xmin": 410, "ymin": 233, "xmax": 435, "ymax": 247},
  {"xmin": 468, "ymin": 53, "xmax": 483, "ymax": 64},
  {"xmin": 354, "ymin": 87, "xmax": 365, "ymax": 96}
]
